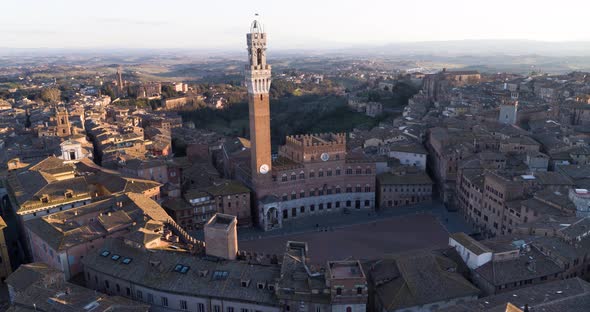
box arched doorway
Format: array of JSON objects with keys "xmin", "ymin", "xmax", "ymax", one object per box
[{"xmin": 266, "ymin": 207, "xmax": 279, "ymax": 230}]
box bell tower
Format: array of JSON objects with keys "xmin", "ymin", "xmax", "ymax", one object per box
[
  {"xmin": 55, "ymin": 107, "xmax": 71, "ymax": 137},
  {"xmin": 246, "ymin": 16, "xmax": 272, "ymax": 186}
]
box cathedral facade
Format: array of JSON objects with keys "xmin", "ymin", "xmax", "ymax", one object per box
[{"xmin": 244, "ymin": 19, "xmax": 376, "ymax": 231}]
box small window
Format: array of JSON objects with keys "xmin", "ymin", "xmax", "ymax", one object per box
[
  {"xmin": 174, "ymin": 264, "xmax": 190, "ymax": 274},
  {"xmin": 111, "ymin": 254, "xmax": 120, "ymax": 261},
  {"xmin": 213, "ymin": 271, "xmax": 229, "ymax": 280}
]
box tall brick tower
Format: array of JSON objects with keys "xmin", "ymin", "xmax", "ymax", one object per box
[
  {"xmin": 55, "ymin": 107, "xmax": 71, "ymax": 137},
  {"xmin": 246, "ymin": 17, "xmax": 272, "ymax": 187}
]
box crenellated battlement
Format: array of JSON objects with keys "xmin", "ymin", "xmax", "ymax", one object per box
[
  {"xmin": 280, "ymin": 133, "xmax": 347, "ymax": 163},
  {"xmin": 285, "ymin": 133, "xmax": 346, "ymax": 147}
]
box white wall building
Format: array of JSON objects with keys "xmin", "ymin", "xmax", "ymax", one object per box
[
  {"xmin": 449, "ymin": 233, "xmax": 493, "ymax": 270},
  {"xmin": 569, "ymin": 188, "xmax": 590, "ymax": 217}
]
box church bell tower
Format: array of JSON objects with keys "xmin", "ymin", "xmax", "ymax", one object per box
[{"xmin": 246, "ymin": 16, "xmax": 272, "ymax": 186}]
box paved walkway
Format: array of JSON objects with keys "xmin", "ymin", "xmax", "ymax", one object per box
[{"xmin": 191, "ymin": 200, "xmax": 473, "ymax": 241}]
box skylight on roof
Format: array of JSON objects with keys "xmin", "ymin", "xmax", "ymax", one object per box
[
  {"xmin": 174, "ymin": 264, "xmax": 190, "ymax": 274},
  {"xmin": 212, "ymin": 271, "xmax": 228, "ymax": 280},
  {"xmin": 100, "ymin": 251, "xmax": 110, "ymax": 257},
  {"xmin": 122, "ymin": 258, "xmax": 132, "ymax": 264},
  {"xmin": 111, "ymin": 254, "xmax": 121, "ymax": 261}
]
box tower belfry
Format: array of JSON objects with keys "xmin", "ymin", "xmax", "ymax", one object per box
[{"xmin": 246, "ymin": 15, "xmax": 272, "ymax": 186}]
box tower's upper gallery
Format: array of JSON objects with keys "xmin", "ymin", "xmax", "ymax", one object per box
[{"xmin": 245, "ymin": 16, "xmax": 271, "ymax": 94}]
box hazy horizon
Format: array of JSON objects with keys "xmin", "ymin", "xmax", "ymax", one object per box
[{"xmin": 2, "ymin": 0, "xmax": 589, "ymax": 50}]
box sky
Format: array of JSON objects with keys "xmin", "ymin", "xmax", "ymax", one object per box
[{"xmin": 1, "ymin": 0, "xmax": 589, "ymax": 50}]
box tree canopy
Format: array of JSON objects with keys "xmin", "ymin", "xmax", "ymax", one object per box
[{"xmin": 40, "ymin": 87, "xmax": 61, "ymax": 104}]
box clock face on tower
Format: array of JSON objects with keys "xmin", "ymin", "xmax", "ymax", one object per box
[
  {"xmin": 259, "ymin": 164, "xmax": 269, "ymax": 174},
  {"xmin": 320, "ymin": 153, "xmax": 330, "ymax": 161}
]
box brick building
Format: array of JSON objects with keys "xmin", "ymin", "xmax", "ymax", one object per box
[
  {"xmin": 163, "ymin": 180, "xmax": 252, "ymax": 230},
  {"xmin": 377, "ymin": 169, "xmax": 433, "ymax": 209},
  {"xmin": 241, "ymin": 20, "xmax": 376, "ymax": 231}
]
